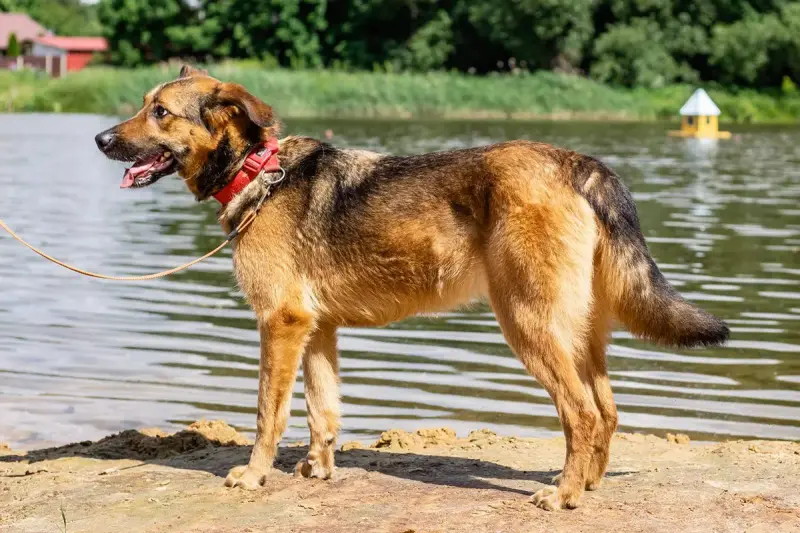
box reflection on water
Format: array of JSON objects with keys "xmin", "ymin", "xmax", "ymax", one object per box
[{"xmin": 0, "ymin": 114, "xmax": 798, "ymax": 449}]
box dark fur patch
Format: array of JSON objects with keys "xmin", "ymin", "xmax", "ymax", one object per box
[
  {"xmin": 329, "ymin": 149, "xmax": 489, "ymax": 231},
  {"xmin": 569, "ymin": 154, "xmax": 729, "ymax": 348},
  {"xmin": 285, "ymin": 143, "xmax": 330, "ymax": 183},
  {"xmin": 450, "ymin": 200, "xmax": 473, "ymax": 219},
  {"xmin": 336, "ymin": 149, "xmax": 488, "ymax": 211},
  {"xmin": 195, "ymin": 133, "xmax": 242, "ymax": 200},
  {"xmin": 570, "ymin": 156, "xmax": 639, "ymax": 243}
]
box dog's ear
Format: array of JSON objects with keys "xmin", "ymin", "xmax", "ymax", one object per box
[
  {"xmin": 213, "ymin": 82, "xmax": 274, "ymax": 128},
  {"xmin": 179, "ymin": 64, "xmax": 208, "ymax": 78}
]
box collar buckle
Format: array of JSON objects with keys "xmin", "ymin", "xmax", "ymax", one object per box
[
  {"xmin": 213, "ymin": 136, "xmax": 282, "ymax": 206},
  {"xmin": 253, "ymin": 166, "xmax": 286, "ymax": 214}
]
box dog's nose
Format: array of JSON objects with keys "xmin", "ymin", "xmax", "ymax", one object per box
[{"xmin": 94, "ymin": 130, "xmax": 116, "ymax": 152}]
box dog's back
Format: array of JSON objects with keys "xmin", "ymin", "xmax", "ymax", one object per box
[{"xmin": 268, "ymin": 138, "xmax": 728, "ymax": 350}]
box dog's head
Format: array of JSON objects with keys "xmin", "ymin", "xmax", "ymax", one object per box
[{"xmin": 95, "ymin": 65, "xmax": 278, "ymax": 200}]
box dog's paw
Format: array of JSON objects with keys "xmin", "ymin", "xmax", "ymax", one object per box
[
  {"xmin": 223, "ymin": 465, "xmax": 271, "ymax": 490},
  {"xmin": 531, "ymin": 486, "xmax": 562, "ymax": 511},
  {"xmin": 530, "ymin": 486, "xmax": 582, "ymax": 511},
  {"xmin": 294, "ymin": 454, "xmax": 334, "ymax": 480}
]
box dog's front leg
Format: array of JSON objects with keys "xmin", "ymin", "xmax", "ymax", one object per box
[
  {"xmin": 295, "ymin": 322, "xmax": 340, "ymax": 479},
  {"xmin": 225, "ymin": 306, "xmax": 313, "ymax": 489}
]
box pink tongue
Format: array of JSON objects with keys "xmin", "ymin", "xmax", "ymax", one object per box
[
  {"xmin": 121, "ymin": 171, "xmax": 136, "ymax": 188},
  {"xmin": 121, "ymin": 155, "xmax": 159, "ymax": 189}
]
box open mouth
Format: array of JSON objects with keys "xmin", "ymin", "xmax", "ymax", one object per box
[{"xmin": 121, "ymin": 151, "xmax": 177, "ymax": 189}]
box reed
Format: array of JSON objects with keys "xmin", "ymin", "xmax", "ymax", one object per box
[{"xmin": 2, "ymin": 64, "xmax": 799, "ymax": 123}]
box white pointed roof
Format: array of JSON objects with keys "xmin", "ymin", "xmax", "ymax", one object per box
[{"xmin": 680, "ymin": 89, "xmax": 720, "ymax": 116}]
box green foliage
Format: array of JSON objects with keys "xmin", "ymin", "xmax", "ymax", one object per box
[
  {"xmin": 388, "ymin": 10, "xmax": 454, "ymax": 71},
  {"xmin": 6, "ymin": 0, "xmax": 103, "ymax": 36},
  {"xmin": 3, "ymin": 65, "xmax": 800, "ymax": 123},
  {"xmin": 6, "ymin": 0, "xmax": 800, "ymax": 90},
  {"xmin": 322, "ymin": 0, "xmax": 465, "ymax": 71},
  {"xmin": 590, "ymin": 1, "xmax": 800, "ymax": 89},
  {"xmin": 782, "ymin": 76, "xmax": 797, "ymax": 95},
  {"xmin": 464, "ymin": 0, "xmax": 596, "ymax": 72},
  {"xmin": 97, "ymin": 0, "xmax": 204, "ymax": 67},
  {"xmin": 592, "ymin": 19, "xmax": 683, "ymax": 88},
  {"xmin": 200, "ymin": 0, "xmax": 328, "ymax": 68},
  {"xmin": 709, "ymin": 12, "xmax": 787, "ymax": 85},
  {"xmin": 6, "ymin": 32, "xmax": 19, "ymax": 57},
  {"xmin": 775, "ymin": 3, "xmax": 800, "ymax": 85}
]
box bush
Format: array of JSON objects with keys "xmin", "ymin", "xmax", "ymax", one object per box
[
  {"xmin": 709, "ymin": 14, "xmax": 787, "ymax": 86},
  {"xmin": 389, "ymin": 10, "xmax": 454, "ymax": 71},
  {"xmin": 6, "ymin": 33, "xmax": 20, "ymax": 58},
  {"xmin": 591, "ymin": 19, "xmax": 696, "ymax": 88}
]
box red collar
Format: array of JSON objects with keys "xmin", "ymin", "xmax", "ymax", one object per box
[{"xmin": 213, "ymin": 137, "xmax": 281, "ymax": 205}]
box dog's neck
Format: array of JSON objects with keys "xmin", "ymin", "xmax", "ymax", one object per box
[
  {"xmin": 194, "ymin": 132, "xmax": 253, "ymax": 201},
  {"xmin": 212, "ymin": 137, "xmax": 281, "ymax": 205},
  {"xmin": 216, "ymin": 135, "xmax": 322, "ymax": 233}
]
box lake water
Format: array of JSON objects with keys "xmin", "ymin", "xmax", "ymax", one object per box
[{"xmin": 0, "ymin": 114, "xmax": 798, "ymax": 449}]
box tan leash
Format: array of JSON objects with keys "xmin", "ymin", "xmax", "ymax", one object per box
[
  {"xmin": 0, "ymin": 210, "xmax": 251, "ymax": 281},
  {"xmin": 0, "ymin": 169, "xmax": 282, "ymax": 281}
]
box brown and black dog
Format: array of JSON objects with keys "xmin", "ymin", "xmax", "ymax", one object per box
[{"xmin": 94, "ymin": 65, "xmax": 728, "ymax": 510}]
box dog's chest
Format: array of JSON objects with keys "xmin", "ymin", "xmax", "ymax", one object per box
[{"xmin": 228, "ymin": 216, "xmax": 302, "ymax": 313}]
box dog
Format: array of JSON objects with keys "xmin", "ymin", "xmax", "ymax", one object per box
[{"xmin": 94, "ymin": 64, "xmax": 729, "ymax": 511}]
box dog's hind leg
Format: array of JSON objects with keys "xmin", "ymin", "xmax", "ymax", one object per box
[
  {"xmin": 581, "ymin": 285, "xmax": 617, "ymax": 491},
  {"xmin": 225, "ymin": 306, "xmax": 313, "ymax": 490},
  {"xmin": 295, "ymin": 322, "xmax": 340, "ymax": 479},
  {"xmin": 486, "ymin": 187, "xmax": 599, "ymax": 510},
  {"xmin": 553, "ymin": 284, "xmax": 617, "ymax": 491}
]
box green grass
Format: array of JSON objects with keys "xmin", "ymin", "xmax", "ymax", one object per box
[{"xmin": 2, "ymin": 63, "xmax": 800, "ymax": 123}]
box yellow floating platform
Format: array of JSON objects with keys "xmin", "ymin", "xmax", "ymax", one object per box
[
  {"xmin": 670, "ymin": 89, "xmax": 731, "ymax": 139},
  {"xmin": 668, "ymin": 129, "xmax": 731, "ymax": 139}
]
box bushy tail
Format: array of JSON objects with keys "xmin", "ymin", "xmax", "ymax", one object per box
[{"xmin": 570, "ymin": 155, "xmax": 729, "ymax": 348}]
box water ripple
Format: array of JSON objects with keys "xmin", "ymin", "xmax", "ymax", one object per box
[{"xmin": 0, "ymin": 116, "xmax": 797, "ymax": 448}]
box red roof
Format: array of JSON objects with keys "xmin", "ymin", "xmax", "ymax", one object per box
[
  {"xmin": 0, "ymin": 13, "xmax": 51, "ymax": 48},
  {"xmin": 32, "ymin": 36, "xmax": 108, "ymax": 52}
]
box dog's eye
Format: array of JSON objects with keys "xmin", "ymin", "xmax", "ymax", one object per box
[{"xmin": 153, "ymin": 105, "xmax": 169, "ymax": 119}]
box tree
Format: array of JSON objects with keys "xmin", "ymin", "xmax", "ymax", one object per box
[
  {"xmin": 389, "ymin": 10, "xmax": 454, "ymax": 71},
  {"xmin": 78, "ymin": 0, "xmax": 800, "ymax": 90},
  {"xmin": 97, "ymin": 0, "xmax": 207, "ymax": 66},
  {"xmin": 320, "ymin": 0, "xmax": 463, "ymax": 71},
  {"xmin": 591, "ymin": 18, "xmax": 697, "ymax": 88},
  {"xmin": 709, "ymin": 12, "xmax": 788, "ymax": 86},
  {"xmin": 781, "ymin": 2, "xmax": 800, "ymax": 84},
  {"xmin": 10, "ymin": 0, "xmax": 103, "ymax": 36},
  {"xmin": 464, "ymin": 0, "xmax": 596, "ymax": 72},
  {"xmin": 6, "ymin": 32, "xmax": 20, "ymax": 57},
  {"xmin": 201, "ymin": 0, "xmax": 328, "ymax": 68}
]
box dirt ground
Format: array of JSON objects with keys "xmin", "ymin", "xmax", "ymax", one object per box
[{"xmin": 1, "ymin": 420, "xmax": 798, "ymax": 533}]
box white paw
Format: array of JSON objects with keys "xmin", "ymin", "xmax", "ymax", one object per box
[
  {"xmin": 223, "ymin": 465, "xmax": 270, "ymax": 490},
  {"xmin": 294, "ymin": 455, "xmax": 334, "ymax": 480},
  {"xmin": 530, "ymin": 486, "xmax": 562, "ymax": 511}
]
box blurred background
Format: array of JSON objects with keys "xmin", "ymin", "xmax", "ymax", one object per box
[
  {"xmin": 0, "ymin": 1, "xmax": 798, "ymax": 449},
  {"xmin": 4, "ymin": 1, "xmax": 800, "ymax": 119}
]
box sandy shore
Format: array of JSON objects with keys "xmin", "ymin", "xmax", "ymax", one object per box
[{"xmin": 1, "ymin": 420, "xmax": 798, "ymax": 532}]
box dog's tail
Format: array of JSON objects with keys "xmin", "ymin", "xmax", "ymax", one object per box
[{"xmin": 570, "ymin": 155, "xmax": 729, "ymax": 348}]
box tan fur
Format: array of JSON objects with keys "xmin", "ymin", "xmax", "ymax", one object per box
[
  {"xmin": 220, "ymin": 140, "xmax": 611, "ymax": 508},
  {"xmin": 100, "ymin": 71, "xmax": 728, "ymax": 511}
]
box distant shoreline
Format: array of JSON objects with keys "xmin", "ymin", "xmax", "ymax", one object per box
[{"xmin": 2, "ymin": 64, "xmax": 800, "ymax": 124}]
